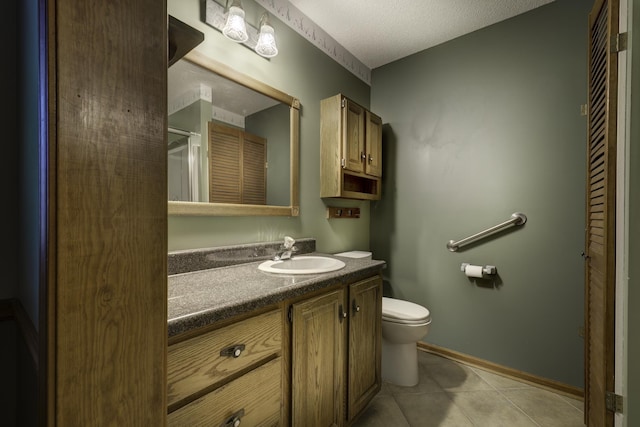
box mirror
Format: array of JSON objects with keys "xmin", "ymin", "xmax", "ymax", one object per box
[{"xmin": 168, "ymin": 50, "xmax": 300, "ymax": 216}]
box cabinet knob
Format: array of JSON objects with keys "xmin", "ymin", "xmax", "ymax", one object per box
[
  {"xmin": 352, "ymin": 299, "xmax": 360, "ymax": 315},
  {"xmin": 368, "ymin": 154, "xmax": 373, "ymax": 164},
  {"xmin": 220, "ymin": 344, "xmax": 246, "ymax": 358},
  {"xmin": 220, "ymin": 409, "xmax": 245, "ymax": 427},
  {"xmin": 360, "ymin": 151, "xmax": 366, "ymax": 161},
  {"xmin": 339, "ymin": 305, "xmax": 347, "ymax": 322}
]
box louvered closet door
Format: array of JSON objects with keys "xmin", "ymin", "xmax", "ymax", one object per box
[
  {"xmin": 208, "ymin": 122, "xmax": 267, "ymax": 204},
  {"xmin": 242, "ymin": 133, "xmax": 267, "ymax": 205},
  {"xmin": 209, "ymin": 122, "xmax": 242, "ymax": 203},
  {"xmin": 585, "ymin": 0, "xmax": 618, "ymax": 425}
]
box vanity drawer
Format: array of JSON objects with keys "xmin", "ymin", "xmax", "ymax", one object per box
[
  {"xmin": 168, "ymin": 357, "xmax": 282, "ymax": 426},
  {"xmin": 168, "ymin": 308, "xmax": 282, "ymax": 408}
]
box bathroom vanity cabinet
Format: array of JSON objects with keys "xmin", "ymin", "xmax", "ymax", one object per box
[
  {"xmin": 167, "ymin": 308, "xmax": 284, "ymax": 426},
  {"xmin": 167, "ymin": 275, "xmax": 382, "ymax": 427},
  {"xmin": 320, "ymin": 94, "xmax": 382, "ymax": 200},
  {"xmin": 167, "ymin": 244, "xmax": 385, "ymax": 426},
  {"xmin": 290, "ymin": 275, "xmax": 382, "ymax": 426}
]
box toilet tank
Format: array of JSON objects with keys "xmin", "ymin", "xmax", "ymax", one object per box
[{"xmin": 334, "ymin": 251, "xmax": 372, "ymax": 260}]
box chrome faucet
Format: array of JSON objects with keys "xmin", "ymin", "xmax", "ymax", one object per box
[{"xmin": 273, "ymin": 236, "xmax": 297, "ymax": 261}]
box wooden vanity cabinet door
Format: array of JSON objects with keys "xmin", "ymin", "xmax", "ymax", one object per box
[
  {"xmin": 347, "ymin": 276, "xmax": 383, "ymax": 421},
  {"xmin": 291, "ymin": 289, "xmax": 346, "ymax": 427}
]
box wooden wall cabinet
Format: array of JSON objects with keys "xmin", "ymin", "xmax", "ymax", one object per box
[
  {"xmin": 320, "ymin": 94, "xmax": 383, "ymax": 200},
  {"xmin": 167, "ymin": 308, "xmax": 283, "ymax": 426},
  {"xmin": 290, "ymin": 275, "xmax": 382, "ymax": 426}
]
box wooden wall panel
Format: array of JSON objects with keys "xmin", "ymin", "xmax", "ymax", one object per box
[{"xmin": 51, "ymin": 0, "xmax": 167, "ymax": 424}]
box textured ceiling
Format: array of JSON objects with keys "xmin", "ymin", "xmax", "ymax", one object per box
[{"xmin": 288, "ymin": 0, "xmax": 555, "ymax": 69}]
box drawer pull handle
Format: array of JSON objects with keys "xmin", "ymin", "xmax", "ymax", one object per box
[
  {"xmin": 221, "ymin": 408, "xmax": 245, "ymax": 427},
  {"xmin": 220, "ymin": 344, "xmax": 246, "ymax": 358}
]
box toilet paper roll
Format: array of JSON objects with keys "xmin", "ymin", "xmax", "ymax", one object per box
[{"xmin": 464, "ymin": 265, "xmax": 484, "ymax": 278}]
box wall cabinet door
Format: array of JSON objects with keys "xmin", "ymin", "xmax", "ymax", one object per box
[
  {"xmin": 342, "ymin": 98, "xmax": 366, "ymax": 174},
  {"xmin": 342, "ymin": 99, "xmax": 382, "ymax": 179},
  {"xmin": 364, "ymin": 111, "xmax": 382, "ymax": 178},
  {"xmin": 291, "ymin": 289, "xmax": 346, "ymax": 427},
  {"xmin": 347, "ymin": 276, "xmax": 382, "ymax": 421}
]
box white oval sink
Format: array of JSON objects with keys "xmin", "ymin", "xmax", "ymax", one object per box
[{"xmin": 258, "ymin": 256, "xmax": 346, "ymax": 275}]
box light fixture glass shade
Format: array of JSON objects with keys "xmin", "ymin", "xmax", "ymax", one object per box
[
  {"xmin": 222, "ymin": 4, "xmax": 249, "ymax": 43},
  {"xmin": 255, "ymin": 19, "xmax": 278, "ymax": 58}
]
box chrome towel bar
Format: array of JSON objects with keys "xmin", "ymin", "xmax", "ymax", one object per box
[{"xmin": 447, "ymin": 212, "xmax": 527, "ymax": 252}]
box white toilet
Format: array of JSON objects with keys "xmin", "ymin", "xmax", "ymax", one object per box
[{"xmin": 381, "ymin": 297, "xmax": 431, "ymax": 386}]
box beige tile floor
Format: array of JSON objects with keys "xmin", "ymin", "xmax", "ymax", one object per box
[{"xmin": 352, "ymin": 350, "xmax": 585, "ymax": 427}]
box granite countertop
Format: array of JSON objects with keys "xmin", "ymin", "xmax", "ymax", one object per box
[{"xmin": 168, "ymin": 252, "xmax": 386, "ymax": 338}]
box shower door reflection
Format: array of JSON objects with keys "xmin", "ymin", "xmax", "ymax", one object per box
[{"xmin": 168, "ymin": 127, "xmax": 201, "ymax": 202}]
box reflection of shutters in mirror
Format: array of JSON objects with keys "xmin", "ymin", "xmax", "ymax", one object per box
[
  {"xmin": 585, "ymin": 0, "xmax": 618, "ymax": 426},
  {"xmin": 243, "ymin": 133, "xmax": 267, "ymax": 205},
  {"xmin": 208, "ymin": 122, "xmax": 266, "ymax": 204}
]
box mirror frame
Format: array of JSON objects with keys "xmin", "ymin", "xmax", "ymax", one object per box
[{"xmin": 168, "ymin": 50, "xmax": 300, "ymax": 217}]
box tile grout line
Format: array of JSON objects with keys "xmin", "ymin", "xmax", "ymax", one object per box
[
  {"xmin": 388, "ymin": 391, "xmax": 415, "ymax": 426},
  {"xmin": 491, "ymin": 385, "xmax": 544, "ymax": 427},
  {"xmin": 468, "ymin": 364, "xmax": 588, "ymax": 425},
  {"xmin": 424, "ymin": 362, "xmax": 525, "ymax": 427},
  {"xmin": 470, "ymin": 365, "xmax": 543, "ymax": 427},
  {"xmin": 469, "ymin": 364, "xmax": 585, "ymax": 422}
]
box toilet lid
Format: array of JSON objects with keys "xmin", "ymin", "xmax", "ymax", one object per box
[{"xmin": 382, "ymin": 297, "xmax": 431, "ymax": 323}]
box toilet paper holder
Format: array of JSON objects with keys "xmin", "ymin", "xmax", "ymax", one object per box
[{"xmin": 461, "ymin": 263, "xmax": 497, "ymax": 276}]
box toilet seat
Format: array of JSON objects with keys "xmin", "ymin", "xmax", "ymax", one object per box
[{"xmin": 382, "ymin": 297, "xmax": 431, "ymax": 325}]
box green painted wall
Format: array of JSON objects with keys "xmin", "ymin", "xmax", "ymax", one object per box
[
  {"xmin": 370, "ymin": 0, "xmax": 590, "ymax": 388},
  {"xmin": 247, "ymin": 103, "xmax": 292, "ymax": 206},
  {"xmin": 167, "ymin": 0, "xmax": 372, "ymax": 254}
]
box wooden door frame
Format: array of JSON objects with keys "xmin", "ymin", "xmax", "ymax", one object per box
[{"xmin": 613, "ymin": 1, "xmax": 629, "ymax": 426}]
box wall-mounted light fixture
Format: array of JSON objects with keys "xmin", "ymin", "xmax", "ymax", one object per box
[
  {"xmin": 222, "ymin": 0, "xmax": 248, "ymax": 43},
  {"xmin": 205, "ymin": 0, "xmax": 278, "ymax": 58},
  {"xmin": 255, "ymin": 13, "xmax": 278, "ymax": 58}
]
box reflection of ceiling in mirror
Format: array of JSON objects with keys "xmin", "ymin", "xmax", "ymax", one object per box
[{"xmin": 168, "ymin": 59, "xmax": 279, "ymax": 117}]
